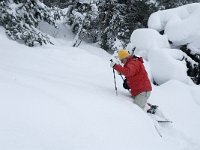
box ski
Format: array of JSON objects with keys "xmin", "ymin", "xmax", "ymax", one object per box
[
  {"xmin": 154, "ymin": 124, "xmax": 163, "ymax": 137},
  {"xmin": 147, "ymin": 103, "xmax": 172, "ymax": 123},
  {"xmin": 147, "ymin": 103, "xmax": 173, "ymax": 137},
  {"xmin": 157, "ymin": 120, "xmax": 173, "ymax": 123},
  {"xmin": 152, "ymin": 118, "xmax": 163, "ymax": 137}
]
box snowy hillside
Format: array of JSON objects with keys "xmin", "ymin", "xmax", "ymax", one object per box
[
  {"xmin": 1, "ymin": 3, "xmax": 200, "ymax": 149},
  {"xmin": 0, "ymin": 27, "xmax": 162, "ymax": 150},
  {"xmin": 0, "ymin": 26, "xmax": 200, "ymax": 150}
]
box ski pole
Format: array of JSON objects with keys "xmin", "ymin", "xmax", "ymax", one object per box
[
  {"xmin": 112, "ymin": 68, "xmax": 118, "ymax": 96},
  {"xmin": 110, "ymin": 59, "xmax": 118, "ymax": 96},
  {"xmin": 120, "ymin": 74, "xmax": 124, "ymax": 80}
]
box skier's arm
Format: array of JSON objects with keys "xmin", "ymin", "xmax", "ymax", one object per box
[{"xmin": 114, "ymin": 63, "xmax": 139, "ymax": 77}]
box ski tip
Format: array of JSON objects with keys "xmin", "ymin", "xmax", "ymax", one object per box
[{"xmin": 157, "ymin": 120, "xmax": 173, "ymax": 123}]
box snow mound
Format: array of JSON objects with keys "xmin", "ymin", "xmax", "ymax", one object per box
[
  {"xmin": 128, "ymin": 28, "xmax": 170, "ymax": 59},
  {"xmin": 148, "ymin": 3, "xmax": 200, "ymax": 53},
  {"xmin": 148, "ymin": 48, "xmax": 193, "ymax": 85},
  {"xmin": 128, "ymin": 28, "xmax": 192, "ymax": 84}
]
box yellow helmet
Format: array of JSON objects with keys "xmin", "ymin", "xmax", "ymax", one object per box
[{"xmin": 118, "ymin": 49, "xmax": 129, "ymax": 60}]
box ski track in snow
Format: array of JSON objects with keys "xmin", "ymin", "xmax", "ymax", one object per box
[{"xmin": 159, "ymin": 123, "xmax": 200, "ymax": 150}]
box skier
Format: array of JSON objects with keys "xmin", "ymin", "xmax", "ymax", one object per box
[{"xmin": 110, "ymin": 49, "xmax": 152, "ymax": 110}]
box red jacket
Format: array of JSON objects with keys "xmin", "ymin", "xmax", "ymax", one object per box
[{"xmin": 114, "ymin": 56, "xmax": 152, "ymax": 96}]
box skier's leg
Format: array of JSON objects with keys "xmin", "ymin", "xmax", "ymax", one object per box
[{"xmin": 133, "ymin": 91, "xmax": 151, "ymax": 109}]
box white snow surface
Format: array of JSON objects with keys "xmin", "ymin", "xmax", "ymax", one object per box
[
  {"xmin": 148, "ymin": 48, "xmax": 195, "ymax": 85},
  {"xmin": 0, "ymin": 24, "xmax": 200, "ymax": 150},
  {"xmin": 148, "ymin": 3, "xmax": 200, "ymax": 54},
  {"xmin": 128, "ymin": 28, "xmax": 196, "ymax": 84},
  {"xmin": 129, "ymin": 28, "xmax": 170, "ymax": 60}
]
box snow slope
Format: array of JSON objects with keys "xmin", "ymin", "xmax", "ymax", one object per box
[{"xmin": 0, "ymin": 25, "xmax": 200, "ymax": 150}]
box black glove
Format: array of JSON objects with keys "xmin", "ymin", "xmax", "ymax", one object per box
[{"xmin": 123, "ymin": 78, "xmax": 130, "ymax": 90}]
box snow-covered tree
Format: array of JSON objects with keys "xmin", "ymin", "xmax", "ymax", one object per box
[
  {"xmin": 42, "ymin": 0, "xmax": 73, "ymax": 8},
  {"xmin": 98, "ymin": 0, "xmax": 116, "ymax": 51},
  {"xmin": 158, "ymin": 0, "xmax": 200, "ymax": 9},
  {"xmin": 180, "ymin": 45, "xmax": 200, "ymax": 84},
  {"xmin": 148, "ymin": 3, "xmax": 200, "ymax": 85},
  {"xmin": 66, "ymin": 0, "xmax": 99, "ymax": 47},
  {"xmin": 61, "ymin": 0, "xmax": 200, "ymax": 51},
  {"xmin": 0, "ymin": 0, "xmax": 62, "ymax": 46},
  {"xmin": 98, "ymin": 0, "xmax": 158, "ymax": 52}
]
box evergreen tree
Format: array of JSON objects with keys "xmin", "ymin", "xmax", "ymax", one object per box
[
  {"xmin": 98, "ymin": 0, "xmax": 116, "ymax": 51},
  {"xmin": 0, "ymin": 0, "xmax": 62, "ymax": 46},
  {"xmin": 66, "ymin": 0, "xmax": 99, "ymax": 47},
  {"xmin": 42, "ymin": 0, "xmax": 73, "ymax": 8},
  {"xmin": 98, "ymin": 0, "xmax": 158, "ymax": 52},
  {"xmin": 180, "ymin": 45, "xmax": 200, "ymax": 85}
]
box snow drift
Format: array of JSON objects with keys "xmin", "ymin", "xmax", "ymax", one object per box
[
  {"xmin": 128, "ymin": 28, "xmax": 170, "ymax": 60},
  {"xmin": 127, "ymin": 28, "xmax": 194, "ymax": 85},
  {"xmin": 128, "ymin": 3, "xmax": 200, "ymax": 85},
  {"xmin": 148, "ymin": 3, "xmax": 200, "ymax": 54}
]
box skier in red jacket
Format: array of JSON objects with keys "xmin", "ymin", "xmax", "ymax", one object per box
[{"xmin": 110, "ymin": 49, "xmax": 152, "ymax": 109}]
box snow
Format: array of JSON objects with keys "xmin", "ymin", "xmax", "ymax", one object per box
[
  {"xmin": 37, "ymin": 21, "xmax": 73, "ymax": 40},
  {"xmin": 151, "ymin": 81, "xmax": 200, "ymax": 146},
  {"xmin": 188, "ymin": 37, "xmax": 200, "ymax": 55},
  {"xmin": 148, "ymin": 48, "xmax": 195, "ymax": 85},
  {"xmin": 0, "ymin": 27, "xmax": 165, "ymax": 150},
  {"xmin": 79, "ymin": 0, "xmax": 91, "ymax": 4},
  {"xmin": 128, "ymin": 28, "xmax": 195, "ymax": 84},
  {"xmin": 148, "ymin": 3, "xmax": 200, "ymax": 54},
  {"xmin": 1, "ymin": 3, "xmax": 200, "ymax": 149},
  {"xmin": 129, "ymin": 28, "xmax": 170, "ymax": 60}
]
